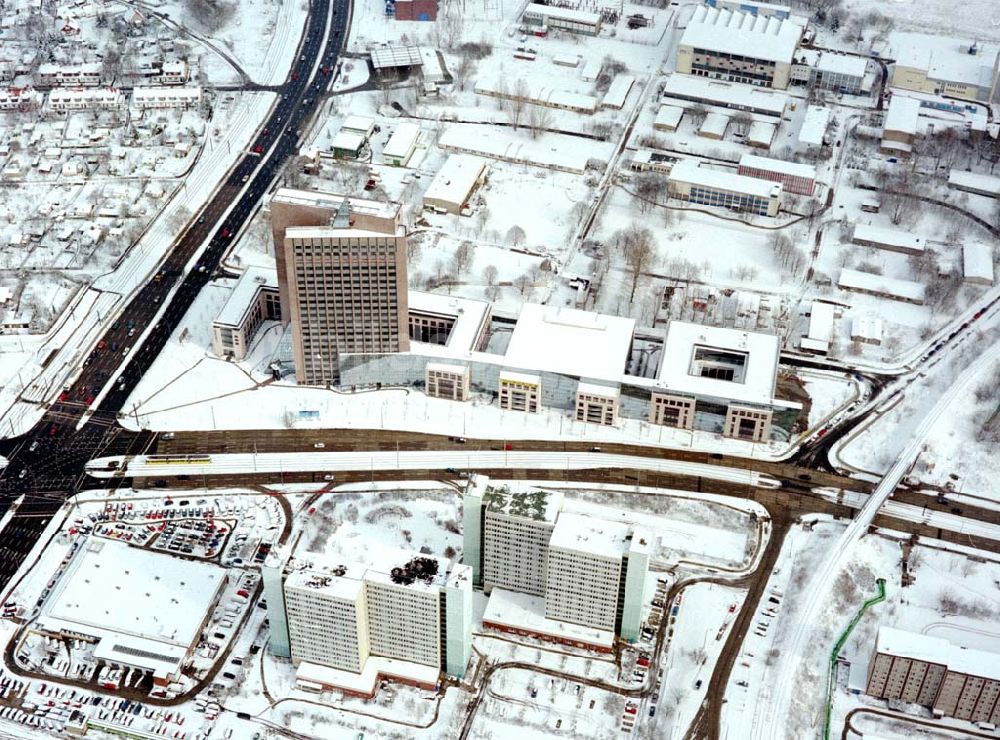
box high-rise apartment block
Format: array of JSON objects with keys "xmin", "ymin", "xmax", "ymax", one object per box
[
  {"xmin": 464, "ymin": 476, "xmax": 653, "ymax": 649},
  {"xmin": 866, "ymin": 627, "xmax": 1000, "ymax": 726},
  {"xmin": 265, "ymin": 546, "xmax": 472, "ymax": 698},
  {"xmin": 269, "ymin": 188, "xmax": 409, "ymax": 384}
]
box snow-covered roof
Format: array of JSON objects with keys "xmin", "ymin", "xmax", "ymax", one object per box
[
  {"xmin": 438, "ymin": 126, "xmax": 597, "ymax": 174},
  {"xmin": 657, "ymin": 320, "xmax": 782, "ymax": 406},
  {"xmin": 799, "ymin": 105, "xmax": 830, "ymax": 146},
  {"xmin": 40, "ymin": 538, "xmax": 226, "ymax": 672},
  {"xmin": 214, "ymin": 266, "xmax": 277, "ymax": 329},
  {"xmin": 890, "ymin": 31, "xmax": 998, "ymax": 89},
  {"xmin": 655, "ymin": 103, "xmax": 684, "ymax": 128},
  {"xmin": 285, "ymin": 560, "xmax": 366, "ymax": 601},
  {"xmin": 852, "ymin": 224, "xmax": 925, "ymax": 253},
  {"xmin": 409, "ymin": 290, "xmax": 491, "ymax": 353},
  {"xmin": 948, "ymin": 169, "xmax": 1000, "ymax": 196},
  {"xmin": 132, "ymin": 86, "xmax": 201, "ymax": 102},
  {"xmin": 700, "ymin": 112, "xmax": 730, "ymax": 137},
  {"xmin": 680, "ymin": 4, "xmax": 803, "ymax": 64},
  {"xmin": 577, "ymin": 381, "xmax": 620, "ymax": 399},
  {"xmin": 290, "ymin": 545, "xmax": 453, "ymax": 596},
  {"xmin": 272, "ymin": 188, "xmax": 400, "ymax": 222},
  {"xmin": 370, "ymin": 44, "xmax": 422, "ymax": 70},
  {"xmin": 549, "ymin": 512, "xmax": 631, "ymax": 559},
  {"xmin": 483, "ymin": 588, "xmax": 614, "ymax": 649},
  {"xmin": 963, "ymin": 242, "xmax": 995, "ymax": 283},
  {"xmin": 884, "ymin": 95, "xmax": 921, "ymax": 135},
  {"xmin": 423, "ymin": 154, "xmax": 487, "ymax": 208},
  {"xmin": 748, "ymin": 121, "xmax": 776, "ymax": 146},
  {"xmin": 796, "ymin": 48, "xmax": 867, "ymax": 78},
  {"xmin": 739, "ymin": 153, "xmax": 816, "ymax": 180},
  {"xmin": 838, "ymin": 269, "xmax": 926, "ymax": 302},
  {"xmin": 662, "ymin": 74, "xmax": 788, "ymax": 116},
  {"xmin": 602, "ymin": 74, "xmax": 635, "ymax": 109},
  {"xmin": 342, "ymin": 115, "xmax": 375, "ymax": 134},
  {"xmin": 483, "ymin": 487, "xmax": 563, "ymax": 523},
  {"xmin": 284, "ymin": 226, "xmax": 393, "ymax": 241},
  {"xmin": 383, "ymin": 122, "xmax": 419, "ymax": 160},
  {"xmin": 504, "ymin": 303, "xmax": 635, "ymax": 383},
  {"xmin": 499, "ymin": 369, "xmax": 542, "ymax": 385},
  {"xmin": 474, "ymin": 78, "xmax": 599, "ymax": 113},
  {"xmin": 802, "ymin": 301, "xmax": 835, "ymax": 352},
  {"xmin": 669, "ymin": 159, "xmax": 783, "ymax": 198},
  {"xmin": 876, "ymin": 626, "xmax": 1000, "ymax": 681},
  {"xmin": 296, "ymin": 656, "xmax": 440, "ymax": 696},
  {"xmin": 850, "ymin": 315, "xmax": 883, "ymax": 342},
  {"xmin": 331, "ymin": 129, "xmax": 366, "ymax": 152}
]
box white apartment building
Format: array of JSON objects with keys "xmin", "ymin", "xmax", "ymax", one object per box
[
  {"xmin": 132, "ymin": 86, "xmax": 202, "ymax": 109},
  {"xmin": 47, "ymin": 88, "xmax": 125, "ymax": 112},
  {"xmin": 545, "ymin": 513, "xmax": 631, "ymax": 631},
  {"xmin": 477, "ymin": 487, "xmax": 563, "ymax": 596},
  {"xmin": 267, "ymin": 548, "xmax": 472, "ymax": 697}
]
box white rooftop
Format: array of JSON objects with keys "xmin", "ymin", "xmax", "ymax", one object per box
[
  {"xmin": 331, "ymin": 129, "xmax": 366, "ymax": 152},
  {"xmin": 852, "ymin": 223, "xmax": 925, "ymax": 253},
  {"xmin": 948, "ymin": 169, "xmax": 1000, "ymax": 196},
  {"xmin": 602, "ymin": 74, "xmax": 635, "ymax": 108},
  {"xmin": 657, "ymin": 320, "xmax": 782, "ymax": 406},
  {"xmin": 296, "ymin": 656, "xmax": 440, "ymax": 695},
  {"xmin": 291, "ymin": 545, "xmax": 453, "ymax": 594},
  {"xmin": 884, "ymin": 95, "xmax": 921, "ymax": 135},
  {"xmin": 408, "ymin": 289, "xmax": 491, "ymax": 353},
  {"xmin": 850, "ymin": 315, "xmax": 883, "ymax": 342},
  {"xmin": 680, "ymin": 5, "xmax": 803, "ymax": 64},
  {"xmin": 662, "ymin": 74, "xmax": 788, "ymax": 116},
  {"xmin": 963, "ymin": 242, "xmax": 995, "ymax": 283},
  {"xmin": 799, "ymin": 105, "xmax": 831, "ymax": 146},
  {"xmin": 483, "ymin": 588, "xmax": 614, "ymax": 649},
  {"xmin": 838, "ymin": 269, "xmax": 926, "ymax": 302},
  {"xmin": 890, "ymin": 31, "xmax": 998, "ymax": 89},
  {"xmin": 803, "ymin": 301, "xmax": 835, "ymax": 352},
  {"xmin": 342, "ymin": 115, "xmax": 375, "ymax": 134},
  {"xmin": 370, "ymin": 44, "xmax": 423, "ymax": 70},
  {"xmin": 876, "ymin": 626, "xmax": 1000, "ymax": 681},
  {"xmin": 523, "ymin": 2, "xmax": 601, "ymax": 24},
  {"xmin": 669, "ymin": 159, "xmax": 783, "ymax": 198},
  {"xmin": 739, "ymin": 153, "xmax": 816, "ymax": 180},
  {"xmin": 214, "ymin": 265, "xmax": 277, "ymax": 328},
  {"xmin": 423, "ymin": 154, "xmax": 487, "ymax": 208},
  {"xmin": 549, "ymin": 512, "xmax": 631, "ymax": 560},
  {"xmin": 504, "ymin": 303, "xmax": 635, "ymax": 383},
  {"xmin": 577, "ymin": 381, "xmax": 620, "ymax": 399},
  {"xmin": 383, "ymin": 122, "xmax": 420, "ymax": 160},
  {"xmin": 655, "ymin": 104, "xmax": 684, "ymax": 128},
  {"xmin": 40, "ymin": 538, "xmax": 225, "ymax": 662},
  {"xmin": 272, "ymin": 188, "xmax": 400, "ymax": 221},
  {"xmin": 700, "ymin": 112, "xmax": 730, "ymax": 137}
]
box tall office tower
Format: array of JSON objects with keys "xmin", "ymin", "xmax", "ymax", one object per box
[{"xmin": 276, "ymin": 193, "xmax": 409, "ymax": 384}]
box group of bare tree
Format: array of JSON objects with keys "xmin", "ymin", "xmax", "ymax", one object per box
[
  {"xmin": 612, "ymin": 223, "xmax": 658, "ymax": 303},
  {"xmin": 183, "ymin": 0, "xmax": 236, "ymax": 33},
  {"xmin": 771, "ymin": 232, "xmax": 808, "ymax": 276}
]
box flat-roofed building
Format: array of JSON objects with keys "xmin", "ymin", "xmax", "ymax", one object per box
[
  {"xmin": 866, "ymin": 627, "xmax": 1000, "ymax": 725},
  {"xmin": 948, "ymin": 169, "xmax": 1000, "ymax": 198},
  {"xmin": 677, "ymin": 4, "xmax": 804, "ymax": 89},
  {"xmin": 791, "ymin": 49, "xmax": 868, "ymax": 95},
  {"xmin": 889, "ymin": 32, "xmax": 1000, "ymax": 103},
  {"xmin": 662, "ymin": 73, "xmax": 788, "ymax": 117},
  {"xmin": 132, "ymin": 86, "xmax": 202, "ymax": 109},
  {"xmin": 522, "ymin": 3, "xmax": 602, "ymax": 35},
  {"xmin": 498, "ymin": 370, "xmax": 541, "ymax": 413},
  {"xmin": 706, "ymin": 0, "xmax": 791, "ymax": 19},
  {"xmin": 851, "ymin": 224, "xmax": 925, "ymax": 255},
  {"xmin": 283, "ymin": 223, "xmax": 408, "ymax": 384},
  {"xmin": 211, "ymin": 266, "xmax": 281, "ymax": 360},
  {"xmin": 422, "ymin": 154, "xmax": 488, "ymax": 214},
  {"xmin": 800, "ymin": 300, "xmax": 835, "ymax": 354},
  {"xmin": 963, "ymin": 242, "xmax": 995, "ymax": 286},
  {"xmin": 424, "ymin": 362, "xmax": 470, "ymax": 400},
  {"xmin": 38, "ymin": 538, "xmax": 227, "ymax": 687},
  {"xmin": 575, "ymin": 382, "xmax": 619, "ymax": 426},
  {"xmin": 654, "ymin": 103, "xmax": 684, "ymax": 132},
  {"xmin": 838, "ymin": 268, "xmax": 926, "ymax": 304},
  {"xmin": 474, "ymin": 78, "xmax": 599, "ymax": 114},
  {"xmin": 668, "ymin": 159, "xmax": 782, "ymax": 216},
  {"xmin": 737, "ymin": 153, "xmax": 816, "ymax": 195},
  {"xmin": 382, "ymin": 122, "xmax": 420, "ymax": 166},
  {"xmin": 882, "ymin": 95, "xmax": 921, "ymax": 156},
  {"xmin": 267, "ymin": 547, "xmax": 472, "ymax": 697},
  {"xmin": 850, "ymin": 315, "xmax": 883, "ymax": 346}
]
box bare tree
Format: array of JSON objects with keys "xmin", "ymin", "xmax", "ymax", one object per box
[
  {"xmin": 620, "ymin": 223, "xmax": 657, "ymax": 303},
  {"xmin": 513, "ymin": 272, "xmax": 532, "ymax": 296},
  {"xmin": 482, "ymin": 264, "xmax": 499, "ymax": 299},
  {"xmin": 506, "ymin": 225, "xmax": 526, "ymax": 246},
  {"xmin": 451, "ymin": 241, "xmax": 474, "ymax": 276},
  {"xmin": 526, "ymin": 103, "xmax": 552, "ymax": 140},
  {"xmin": 502, "ymin": 78, "xmax": 530, "ymax": 130}
]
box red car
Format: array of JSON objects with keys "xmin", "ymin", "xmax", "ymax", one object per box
[
  {"xmin": 97, "ymin": 340, "xmax": 105, "ymax": 349},
  {"xmin": 364, "ymin": 179, "xmax": 377, "ymax": 191},
  {"xmin": 253, "ymin": 144, "xmax": 264, "ymax": 154},
  {"xmin": 221, "ymin": 228, "xmax": 231, "ymax": 238},
  {"xmin": 291, "ymin": 71, "xmax": 299, "ymax": 80},
  {"xmin": 321, "ymin": 66, "xmax": 331, "ymax": 75},
  {"xmin": 59, "ymin": 391, "xmax": 68, "ymax": 402}
]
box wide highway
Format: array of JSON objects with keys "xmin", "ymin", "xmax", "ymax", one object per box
[{"xmin": 0, "ymin": 0, "xmax": 352, "ymax": 588}]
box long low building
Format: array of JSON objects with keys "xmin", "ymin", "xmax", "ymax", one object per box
[
  {"xmin": 867, "ymin": 626, "xmax": 1000, "ymax": 725},
  {"xmin": 737, "ymin": 153, "xmax": 816, "ymax": 196},
  {"xmin": 211, "ymin": 266, "xmax": 282, "ymax": 360},
  {"xmin": 851, "ymin": 224, "xmax": 926, "ymax": 255},
  {"xmin": 422, "ymin": 154, "xmax": 488, "ymax": 214},
  {"xmin": 948, "ymin": 169, "xmax": 1000, "ymax": 198},
  {"xmin": 339, "ymin": 298, "xmax": 800, "ymax": 441},
  {"xmin": 668, "ymin": 159, "xmax": 783, "ymax": 217},
  {"xmin": 662, "ymin": 74, "xmax": 788, "ymax": 117},
  {"xmin": 889, "ymin": 31, "xmax": 1000, "ymax": 103},
  {"xmin": 521, "ymin": 3, "xmax": 602, "ymax": 35},
  {"xmin": 838, "ymin": 269, "xmax": 925, "ymax": 304},
  {"xmin": 132, "ymin": 86, "xmax": 202, "ymax": 109},
  {"xmin": 474, "ymin": 78, "xmax": 599, "ymax": 114},
  {"xmin": 47, "ymin": 88, "xmax": 125, "ymax": 111}
]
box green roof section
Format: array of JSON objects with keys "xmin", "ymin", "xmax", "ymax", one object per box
[{"xmin": 482, "ymin": 485, "xmax": 558, "ymax": 523}]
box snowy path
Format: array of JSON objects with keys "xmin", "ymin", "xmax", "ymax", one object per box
[
  {"xmin": 86, "ymin": 450, "xmax": 775, "ymax": 488},
  {"xmin": 754, "ymin": 340, "xmax": 1000, "ymax": 739}
]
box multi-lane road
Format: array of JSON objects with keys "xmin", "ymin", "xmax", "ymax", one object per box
[{"xmin": 0, "ymin": 0, "xmax": 350, "ymax": 586}]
